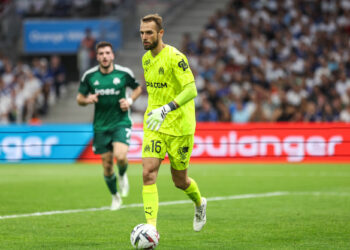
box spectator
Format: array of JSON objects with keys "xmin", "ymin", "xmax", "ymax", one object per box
[
  {"xmin": 181, "ymin": 33, "xmax": 197, "ymax": 55},
  {"xmin": 0, "ymin": 77, "xmax": 11, "ymax": 124},
  {"xmin": 189, "ymin": 0, "xmax": 350, "ymax": 123},
  {"xmin": 78, "ymin": 28, "xmax": 96, "ymax": 77},
  {"xmin": 230, "ymin": 97, "xmax": 251, "ymax": 123},
  {"xmin": 197, "ymin": 97, "xmax": 218, "ymax": 122},
  {"xmin": 2, "ymin": 61, "xmax": 14, "ymax": 87},
  {"xmin": 49, "ymin": 55, "xmax": 66, "ymax": 99},
  {"xmin": 340, "ymin": 104, "xmax": 350, "ymax": 122},
  {"xmin": 35, "ymin": 58, "xmax": 53, "ymax": 115},
  {"xmin": 304, "ymin": 101, "xmax": 321, "ymax": 122},
  {"xmin": 23, "ymin": 70, "xmax": 42, "ymax": 122}
]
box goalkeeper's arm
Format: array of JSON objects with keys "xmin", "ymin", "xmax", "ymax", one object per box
[
  {"xmin": 147, "ymin": 82, "xmax": 197, "ymax": 131},
  {"xmin": 173, "ymin": 82, "xmax": 197, "ymax": 107}
]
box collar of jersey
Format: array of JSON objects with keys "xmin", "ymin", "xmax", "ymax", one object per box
[
  {"xmin": 98, "ymin": 65, "xmax": 115, "ymax": 75},
  {"xmin": 150, "ymin": 44, "xmax": 168, "ymax": 58}
]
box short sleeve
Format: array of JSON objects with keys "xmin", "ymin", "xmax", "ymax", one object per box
[
  {"xmin": 125, "ymin": 72, "xmax": 140, "ymax": 90},
  {"xmin": 78, "ymin": 74, "xmax": 90, "ymax": 96}
]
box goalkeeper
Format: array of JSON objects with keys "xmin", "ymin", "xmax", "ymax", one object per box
[{"xmin": 139, "ymin": 14, "xmax": 207, "ymax": 232}]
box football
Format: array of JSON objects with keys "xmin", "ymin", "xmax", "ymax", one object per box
[{"xmin": 130, "ymin": 224, "xmax": 160, "ymax": 249}]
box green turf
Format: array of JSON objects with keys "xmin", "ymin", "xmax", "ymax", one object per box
[{"xmin": 0, "ymin": 163, "xmax": 349, "ymax": 249}]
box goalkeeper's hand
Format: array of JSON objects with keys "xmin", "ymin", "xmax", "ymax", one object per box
[{"xmin": 146, "ymin": 102, "xmax": 177, "ymax": 131}]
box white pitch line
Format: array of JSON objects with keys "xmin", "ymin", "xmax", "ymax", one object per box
[{"xmin": 0, "ymin": 191, "xmax": 347, "ymax": 220}]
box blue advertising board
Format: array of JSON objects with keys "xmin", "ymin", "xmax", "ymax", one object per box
[
  {"xmin": 0, "ymin": 124, "xmax": 93, "ymax": 163},
  {"xmin": 23, "ymin": 19, "xmax": 122, "ymax": 53}
]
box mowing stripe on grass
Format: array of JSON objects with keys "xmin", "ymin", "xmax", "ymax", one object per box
[{"xmin": 0, "ymin": 191, "xmax": 348, "ymax": 220}]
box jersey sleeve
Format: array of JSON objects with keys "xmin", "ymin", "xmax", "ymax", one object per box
[
  {"xmin": 125, "ymin": 72, "xmax": 140, "ymax": 90},
  {"xmin": 172, "ymin": 52, "xmax": 195, "ymax": 88},
  {"xmin": 78, "ymin": 74, "xmax": 90, "ymax": 96}
]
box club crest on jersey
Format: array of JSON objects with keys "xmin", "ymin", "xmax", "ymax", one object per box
[
  {"xmin": 93, "ymin": 80, "xmax": 99, "ymax": 86},
  {"xmin": 144, "ymin": 145, "xmax": 150, "ymax": 153},
  {"xmin": 178, "ymin": 59, "xmax": 188, "ymax": 71},
  {"xmin": 158, "ymin": 67, "xmax": 164, "ymax": 75},
  {"xmin": 113, "ymin": 78, "xmax": 121, "ymax": 85}
]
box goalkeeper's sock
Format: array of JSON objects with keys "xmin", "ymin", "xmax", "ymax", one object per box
[
  {"xmin": 143, "ymin": 184, "xmax": 158, "ymax": 228},
  {"xmin": 117, "ymin": 162, "xmax": 128, "ymax": 177},
  {"xmin": 184, "ymin": 178, "xmax": 202, "ymax": 207},
  {"xmin": 104, "ymin": 173, "xmax": 117, "ymax": 195}
]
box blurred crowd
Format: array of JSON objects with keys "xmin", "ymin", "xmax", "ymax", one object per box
[
  {"xmin": 182, "ymin": 0, "xmax": 350, "ymax": 123},
  {"xmin": 0, "ymin": 55, "xmax": 66, "ymax": 124},
  {"xmin": 3, "ymin": 0, "xmax": 350, "ymax": 124},
  {"xmin": 15, "ymin": 0, "xmax": 125, "ymax": 17}
]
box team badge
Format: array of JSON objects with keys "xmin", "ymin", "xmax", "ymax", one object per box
[
  {"xmin": 177, "ymin": 146, "xmax": 189, "ymax": 160},
  {"xmin": 113, "ymin": 78, "xmax": 120, "ymax": 85},
  {"xmin": 158, "ymin": 67, "xmax": 164, "ymax": 75},
  {"xmin": 178, "ymin": 59, "xmax": 188, "ymax": 71},
  {"xmin": 144, "ymin": 145, "xmax": 150, "ymax": 153}
]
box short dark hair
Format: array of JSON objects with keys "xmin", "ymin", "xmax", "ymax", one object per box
[
  {"xmin": 141, "ymin": 13, "xmax": 163, "ymax": 31},
  {"xmin": 95, "ymin": 41, "xmax": 113, "ymax": 52}
]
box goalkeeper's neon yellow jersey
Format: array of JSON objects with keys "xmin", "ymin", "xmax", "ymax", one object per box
[{"xmin": 142, "ymin": 45, "xmax": 196, "ymax": 136}]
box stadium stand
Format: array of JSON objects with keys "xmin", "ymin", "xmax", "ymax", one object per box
[
  {"xmin": 0, "ymin": 0, "xmax": 132, "ymax": 124},
  {"xmin": 43, "ymin": 0, "xmax": 230, "ymax": 123},
  {"xmin": 189, "ymin": 0, "xmax": 350, "ymax": 123},
  {"xmin": 2, "ymin": 0, "xmax": 350, "ymax": 124}
]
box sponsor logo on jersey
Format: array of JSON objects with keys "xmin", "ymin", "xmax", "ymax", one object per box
[
  {"xmin": 113, "ymin": 78, "xmax": 121, "ymax": 85},
  {"xmin": 178, "ymin": 59, "xmax": 188, "ymax": 71},
  {"xmin": 95, "ymin": 88, "xmax": 120, "ymax": 96},
  {"xmin": 158, "ymin": 67, "xmax": 164, "ymax": 75},
  {"xmin": 93, "ymin": 80, "xmax": 99, "ymax": 85},
  {"xmin": 146, "ymin": 82, "xmax": 168, "ymax": 88}
]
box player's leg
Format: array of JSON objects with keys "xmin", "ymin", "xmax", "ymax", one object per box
[
  {"xmin": 113, "ymin": 142, "xmax": 129, "ymax": 197},
  {"xmin": 170, "ymin": 168, "xmax": 201, "ymax": 205},
  {"xmin": 142, "ymin": 157, "xmax": 161, "ymax": 228},
  {"xmin": 94, "ymin": 131, "xmax": 121, "ymax": 210},
  {"xmin": 142, "ymin": 131, "xmax": 166, "ymax": 228},
  {"xmin": 101, "ymin": 151, "xmax": 122, "ymax": 210},
  {"xmin": 101, "ymin": 151, "xmax": 116, "ymax": 193},
  {"xmin": 168, "ymin": 134, "xmax": 207, "ymax": 231},
  {"xmin": 112, "ymin": 127, "xmax": 132, "ymax": 197}
]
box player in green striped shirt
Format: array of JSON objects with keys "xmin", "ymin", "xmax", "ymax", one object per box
[
  {"xmin": 77, "ymin": 41, "xmax": 142, "ymax": 210},
  {"xmin": 140, "ymin": 14, "xmax": 207, "ymax": 232}
]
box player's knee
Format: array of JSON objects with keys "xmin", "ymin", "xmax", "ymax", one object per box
[
  {"xmin": 116, "ymin": 155, "xmax": 127, "ymax": 166},
  {"xmin": 102, "ymin": 159, "xmax": 113, "ymax": 169},
  {"xmin": 142, "ymin": 168, "xmax": 153, "ymax": 179},
  {"xmin": 174, "ymin": 182, "xmax": 187, "ymax": 190},
  {"xmin": 102, "ymin": 161, "xmax": 113, "ymax": 174},
  {"xmin": 172, "ymin": 178, "xmax": 187, "ymax": 190},
  {"xmin": 142, "ymin": 168, "xmax": 156, "ymax": 184},
  {"xmin": 114, "ymin": 151, "xmax": 125, "ymax": 160}
]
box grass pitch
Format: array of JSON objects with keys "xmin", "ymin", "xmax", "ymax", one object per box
[{"xmin": 0, "ymin": 163, "xmax": 349, "ymax": 249}]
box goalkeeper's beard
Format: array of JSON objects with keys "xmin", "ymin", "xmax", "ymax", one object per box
[{"xmin": 144, "ymin": 37, "xmax": 159, "ymax": 50}]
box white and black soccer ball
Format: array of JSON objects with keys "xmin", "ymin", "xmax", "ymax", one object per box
[{"xmin": 130, "ymin": 223, "xmax": 160, "ymax": 249}]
